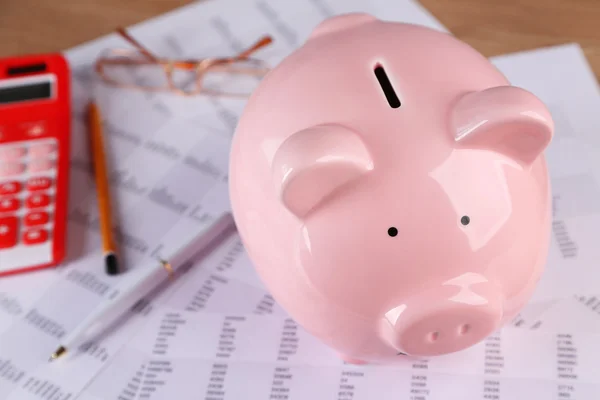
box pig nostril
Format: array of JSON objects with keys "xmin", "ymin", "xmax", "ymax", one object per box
[
  {"xmin": 458, "ymin": 324, "xmax": 470, "ymax": 335},
  {"xmin": 427, "ymin": 331, "xmax": 439, "ymax": 342}
]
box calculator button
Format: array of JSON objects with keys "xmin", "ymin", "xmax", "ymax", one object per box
[
  {"xmin": 28, "ymin": 160, "xmax": 55, "ymax": 173},
  {"xmin": 24, "ymin": 211, "xmax": 49, "ymax": 227},
  {"xmin": 0, "ymin": 216, "xmax": 18, "ymax": 249},
  {"xmin": 23, "ymin": 228, "xmax": 48, "ymax": 245},
  {"xmin": 0, "ymin": 181, "xmax": 21, "ymax": 195},
  {"xmin": 30, "ymin": 143, "xmax": 56, "ymax": 157},
  {"xmin": 27, "ymin": 177, "xmax": 52, "ymax": 191},
  {"xmin": 26, "ymin": 193, "xmax": 50, "ymax": 209},
  {"xmin": 0, "ymin": 197, "xmax": 20, "ymax": 213},
  {"xmin": 0, "ymin": 147, "xmax": 27, "ymax": 161},
  {"xmin": 0, "ymin": 163, "xmax": 25, "ymax": 177}
]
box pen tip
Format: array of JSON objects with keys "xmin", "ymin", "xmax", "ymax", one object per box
[
  {"xmin": 49, "ymin": 346, "xmax": 67, "ymax": 362},
  {"xmin": 105, "ymin": 253, "xmax": 120, "ymax": 275}
]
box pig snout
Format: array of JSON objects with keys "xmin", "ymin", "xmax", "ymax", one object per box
[{"xmin": 378, "ymin": 274, "xmax": 504, "ymax": 357}]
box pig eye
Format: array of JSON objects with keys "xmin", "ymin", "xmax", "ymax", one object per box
[
  {"xmin": 388, "ymin": 227, "xmax": 398, "ymax": 237},
  {"xmin": 461, "ymin": 216, "xmax": 470, "ymax": 226}
]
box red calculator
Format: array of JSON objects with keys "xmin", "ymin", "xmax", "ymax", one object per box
[{"xmin": 0, "ymin": 54, "xmax": 70, "ymax": 277}]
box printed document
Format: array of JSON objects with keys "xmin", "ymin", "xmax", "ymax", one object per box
[{"xmin": 1, "ymin": 0, "xmax": 600, "ymax": 399}]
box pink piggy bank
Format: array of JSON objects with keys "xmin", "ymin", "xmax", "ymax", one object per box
[{"xmin": 228, "ymin": 13, "xmax": 553, "ymax": 363}]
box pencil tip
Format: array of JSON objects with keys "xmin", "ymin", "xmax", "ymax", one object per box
[
  {"xmin": 105, "ymin": 253, "xmax": 120, "ymax": 275},
  {"xmin": 49, "ymin": 346, "xmax": 67, "ymax": 362}
]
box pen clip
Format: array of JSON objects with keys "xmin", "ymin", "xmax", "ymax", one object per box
[{"xmin": 158, "ymin": 258, "xmax": 175, "ymax": 280}]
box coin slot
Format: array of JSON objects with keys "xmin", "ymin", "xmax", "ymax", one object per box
[{"xmin": 374, "ymin": 64, "xmax": 401, "ymax": 108}]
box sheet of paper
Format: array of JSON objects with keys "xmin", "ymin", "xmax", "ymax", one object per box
[
  {"xmin": 528, "ymin": 295, "xmax": 600, "ymax": 332},
  {"xmin": 489, "ymin": 44, "xmax": 600, "ymax": 326},
  {"xmin": 76, "ymin": 308, "xmax": 600, "ymax": 400},
  {"xmin": 0, "ymin": 221, "xmax": 252, "ymax": 400},
  {"xmin": 509, "ymin": 298, "xmax": 560, "ymax": 328}
]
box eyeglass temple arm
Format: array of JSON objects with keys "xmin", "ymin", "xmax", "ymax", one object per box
[
  {"xmin": 237, "ymin": 35, "xmax": 273, "ymax": 59},
  {"xmin": 116, "ymin": 27, "xmax": 159, "ymax": 61},
  {"xmin": 178, "ymin": 35, "xmax": 273, "ymax": 69}
]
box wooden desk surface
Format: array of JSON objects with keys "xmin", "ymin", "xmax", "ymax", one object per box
[{"xmin": 0, "ymin": 0, "xmax": 599, "ymax": 80}]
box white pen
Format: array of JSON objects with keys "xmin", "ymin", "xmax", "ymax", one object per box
[{"xmin": 49, "ymin": 212, "xmax": 235, "ymax": 362}]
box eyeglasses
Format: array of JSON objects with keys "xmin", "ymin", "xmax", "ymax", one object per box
[{"xmin": 94, "ymin": 27, "xmax": 274, "ymax": 97}]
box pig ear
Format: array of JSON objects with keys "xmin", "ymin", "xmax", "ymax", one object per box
[
  {"xmin": 309, "ymin": 13, "xmax": 377, "ymax": 39},
  {"xmin": 452, "ymin": 86, "xmax": 554, "ymax": 167},
  {"xmin": 272, "ymin": 124, "xmax": 374, "ymax": 219}
]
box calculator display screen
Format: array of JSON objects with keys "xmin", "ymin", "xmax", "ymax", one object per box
[{"xmin": 0, "ymin": 81, "xmax": 52, "ymax": 105}]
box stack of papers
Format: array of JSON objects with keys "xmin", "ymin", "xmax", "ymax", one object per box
[{"xmin": 1, "ymin": 0, "xmax": 600, "ymax": 398}]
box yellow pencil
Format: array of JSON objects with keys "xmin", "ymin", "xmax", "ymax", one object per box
[{"xmin": 88, "ymin": 102, "xmax": 121, "ymax": 275}]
